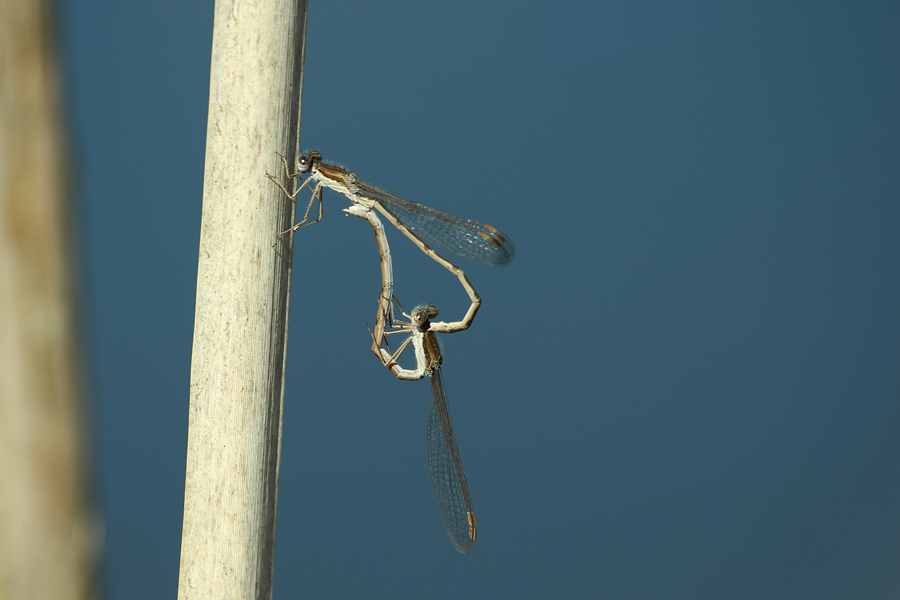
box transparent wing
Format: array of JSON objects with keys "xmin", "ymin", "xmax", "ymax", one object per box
[
  {"xmin": 426, "ymin": 367, "xmax": 477, "ymax": 553},
  {"xmin": 355, "ymin": 180, "xmax": 515, "ymax": 266}
]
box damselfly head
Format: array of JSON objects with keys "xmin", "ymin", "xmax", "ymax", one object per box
[
  {"xmin": 297, "ymin": 151, "xmax": 322, "ymax": 174},
  {"xmin": 411, "ymin": 304, "xmax": 439, "ymax": 328}
]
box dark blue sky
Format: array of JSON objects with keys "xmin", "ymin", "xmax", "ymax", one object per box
[{"xmin": 60, "ymin": 1, "xmax": 898, "ymax": 598}]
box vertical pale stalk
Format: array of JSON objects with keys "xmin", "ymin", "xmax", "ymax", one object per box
[
  {"xmin": 177, "ymin": 1, "xmax": 308, "ymax": 598},
  {"xmin": 0, "ymin": 0, "xmax": 97, "ymax": 598}
]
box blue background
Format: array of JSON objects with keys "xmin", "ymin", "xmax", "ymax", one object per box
[{"xmin": 60, "ymin": 1, "xmax": 898, "ymax": 598}]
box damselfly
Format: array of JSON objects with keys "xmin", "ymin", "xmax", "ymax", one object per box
[
  {"xmin": 271, "ymin": 151, "xmax": 515, "ymax": 331},
  {"xmin": 377, "ymin": 302, "xmax": 478, "ymax": 553},
  {"xmin": 347, "ymin": 205, "xmax": 478, "ymax": 553}
]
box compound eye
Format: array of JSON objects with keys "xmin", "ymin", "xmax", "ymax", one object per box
[{"xmin": 296, "ymin": 155, "xmax": 313, "ymax": 174}]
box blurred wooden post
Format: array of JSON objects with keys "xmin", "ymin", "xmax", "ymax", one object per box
[
  {"xmin": 177, "ymin": 0, "xmax": 308, "ymax": 598},
  {"xmin": 0, "ymin": 0, "xmax": 97, "ymax": 599}
]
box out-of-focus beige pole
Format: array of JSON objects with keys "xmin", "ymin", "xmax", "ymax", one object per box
[{"xmin": 0, "ymin": 0, "xmax": 97, "ymax": 599}]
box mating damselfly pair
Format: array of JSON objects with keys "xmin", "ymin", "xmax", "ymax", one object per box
[{"xmin": 271, "ymin": 151, "xmax": 514, "ymax": 552}]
